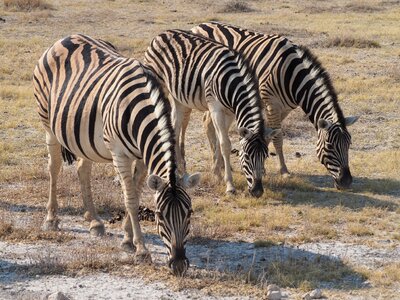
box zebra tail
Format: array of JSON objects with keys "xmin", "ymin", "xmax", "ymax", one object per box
[{"xmin": 61, "ymin": 147, "xmax": 76, "ymax": 165}]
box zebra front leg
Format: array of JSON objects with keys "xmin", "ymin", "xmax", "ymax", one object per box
[
  {"xmin": 121, "ymin": 160, "xmax": 147, "ymax": 253},
  {"xmin": 209, "ymin": 109, "xmax": 236, "ymax": 194},
  {"xmin": 203, "ymin": 111, "xmax": 223, "ymax": 180},
  {"xmin": 272, "ymin": 131, "xmax": 290, "ymax": 177},
  {"xmin": 76, "ymin": 158, "xmax": 105, "ymax": 236},
  {"xmin": 43, "ymin": 133, "xmax": 62, "ymax": 231},
  {"xmin": 113, "ymin": 156, "xmax": 151, "ymax": 262}
]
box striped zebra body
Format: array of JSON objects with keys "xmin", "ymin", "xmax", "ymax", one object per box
[
  {"xmin": 192, "ymin": 22, "xmax": 359, "ymax": 189},
  {"xmin": 144, "ymin": 29, "xmax": 279, "ymax": 197},
  {"xmin": 33, "ymin": 34, "xmax": 199, "ymax": 275}
]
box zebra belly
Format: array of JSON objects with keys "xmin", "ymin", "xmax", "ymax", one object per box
[
  {"xmin": 171, "ymin": 88, "xmax": 209, "ymax": 111},
  {"xmin": 51, "ymin": 111, "xmax": 113, "ymax": 163}
]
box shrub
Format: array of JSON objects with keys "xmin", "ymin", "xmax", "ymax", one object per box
[
  {"xmin": 3, "ymin": 0, "xmax": 53, "ymax": 11},
  {"xmin": 325, "ymin": 36, "xmax": 380, "ymax": 48},
  {"xmin": 219, "ymin": 1, "xmax": 254, "ymax": 13}
]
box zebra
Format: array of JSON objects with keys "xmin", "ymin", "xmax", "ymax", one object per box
[
  {"xmin": 191, "ymin": 22, "xmax": 359, "ymax": 190},
  {"xmin": 144, "ymin": 29, "xmax": 279, "ymax": 197},
  {"xmin": 33, "ymin": 34, "xmax": 200, "ymax": 275}
]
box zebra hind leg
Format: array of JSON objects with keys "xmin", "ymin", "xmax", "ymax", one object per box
[
  {"xmin": 272, "ymin": 131, "xmax": 290, "ymax": 177},
  {"xmin": 43, "ymin": 132, "xmax": 63, "ymax": 231},
  {"xmin": 76, "ymin": 158, "xmax": 105, "ymax": 236},
  {"xmin": 203, "ymin": 111, "xmax": 224, "ymax": 181}
]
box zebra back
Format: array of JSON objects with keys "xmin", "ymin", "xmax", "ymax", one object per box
[
  {"xmin": 144, "ymin": 29, "xmax": 264, "ymax": 136},
  {"xmin": 191, "ymin": 22, "xmax": 347, "ymax": 128}
]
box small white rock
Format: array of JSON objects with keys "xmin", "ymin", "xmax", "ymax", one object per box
[
  {"xmin": 267, "ymin": 290, "xmax": 282, "ymax": 300},
  {"xmin": 267, "ymin": 284, "xmax": 280, "ymax": 292},
  {"xmin": 302, "ymin": 292, "xmax": 312, "ymax": 300},
  {"xmin": 310, "ymin": 288, "xmax": 323, "ymax": 299},
  {"xmin": 47, "ymin": 292, "xmax": 70, "ymax": 300}
]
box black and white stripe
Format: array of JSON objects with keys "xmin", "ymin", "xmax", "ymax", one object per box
[
  {"xmin": 33, "ymin": 34, "xmax": 199, "ymax": 275},
  {"xmin": 144, "ymin": 29, "xmax": 277, "ymax": 197},
  {"xmin": 192, "ymin": 22, "xmax": 359, "ymax": 189}
]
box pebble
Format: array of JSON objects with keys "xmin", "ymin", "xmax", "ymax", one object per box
[
  {"xmin": 310, "ymin": 288, "xmax": 323, "ymax": 299},
  {"xmin": 302, "ymin": 293, "xmax": 312, "ymax": 300},
  {"xmin": 303, "ymin": 288, "xmax": 323, "ymax": 299},
  {"xmin": 267, "ymin": 284, "xmax": 280, "ymax": 292},
  {"xmin": 267, "ymin": 290, "xmax": 282, "ymax": 300},
  {"xmin": 47, "ymin": 292, "xmax": 70, "ymax": 300}
]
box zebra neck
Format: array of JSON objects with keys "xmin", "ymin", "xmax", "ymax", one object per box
[
  {"xmin": 296, "ymin": 81, "xmax": 343, "ymax": 130},
  {"xmin": 142, "ymin": 141, "xmax": 176, "ymax": 185}
]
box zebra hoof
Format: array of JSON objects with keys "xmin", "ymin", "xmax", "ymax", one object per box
[
  {"xmin": 121, "ymin": 240, "xmax": 135, "ymax": 252},
  {"xmin": 135, "ymin": 251, "xmax": 152, "ymax": 264},
  {"xmin": 42, "ymin": 219, "xmax": 60, "ymax": 231},
  {"xmin": 84, "ymin": 211, "xmax": 92, "ymax": 221},
  {"xmin": 226, "ymin": 188, "xmax": 236, "ymax": 195},
  {"xmin": 281, "ymin": 172, "xmax": 291, "ymax": 178},
  {"xmin": 89, "ymin": 222, "xmax": 105, "ymax": 236}
]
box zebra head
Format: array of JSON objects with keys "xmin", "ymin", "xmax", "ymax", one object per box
[
  {"xmin": 317, "ymin": 116, "xmax": 359, "ymax": 190},
  {"xmin": 238, "ymin": 127, "xmax": 280, "ymax": 197},
  {"xmin": 147, "ymin": 173, "xmax": 200, "ymax": 276}
]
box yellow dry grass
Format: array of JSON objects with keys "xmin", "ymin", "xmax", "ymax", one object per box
[{"xmin": 0, "ymin": 0, "xmax": 399, "ymax": 298}]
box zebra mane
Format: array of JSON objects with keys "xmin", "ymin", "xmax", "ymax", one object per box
[
  {"xmin": 296, "ymin": 45, "xmax": 346, "ymax": 128},
  {"xmin": 235, "ymin": 54, "xmax": 264, "ymax": 134},
  {"xmin": 142, "ymin": 66, "xmax": 178, "ymax": 187},
  {"xmin": 185, "ymin": 28, "xmax": 263, "ymax": 134}
]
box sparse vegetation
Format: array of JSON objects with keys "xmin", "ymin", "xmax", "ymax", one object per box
[
  {"xmin": 3, "ymin": 0, "xmax": 53, "ymax": 11},
  {"xmin": 219, "ymin": 1, "xmax": 254, "ymax": 13},
  {"xmin": 325, "ymin": 36, "xmax": 381, "ymax": 48},
  {"xmin": 1, "ymin": 0, "xmax": 399, "ymax": 298}
]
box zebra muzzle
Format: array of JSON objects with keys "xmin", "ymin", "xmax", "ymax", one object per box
[{"xmin": 249, "ymin": 179, "xmax": 263, "ymax": 198}]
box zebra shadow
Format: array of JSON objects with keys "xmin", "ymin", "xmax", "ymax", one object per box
[
  {"xmin": 275, "ymin": 174, "xmax": 399, "ymax": 211},
  {"xmin": 141, "ymin": 233, "xmax": 371, "ymax": 291}
]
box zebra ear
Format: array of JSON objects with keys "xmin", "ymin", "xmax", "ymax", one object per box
[
  {"xmin": 345, "ymin": 116, "xmax": 359, "ymax": 126},
  {"xmin": 147, "ymin": 174, "xmax": 166, "ymax": 192},
  {"xmin": 182, "ymin": 172, "xmax": 201, "ymax": 189},
  {"xmin": 238, "ymin": 127, "xmax": 253, "ymax": 139},
  {"xmin": 265, "ymin": 127, "xmax": 281, "ymax": 139},
  {"xmin": 318, "ymin": 119, "xmax": 332, "ymax": 130}
]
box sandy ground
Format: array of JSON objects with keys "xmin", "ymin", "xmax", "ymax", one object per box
[{"xmin": 1, "ymin": 211, "xmax": 399, "ymax": 299}]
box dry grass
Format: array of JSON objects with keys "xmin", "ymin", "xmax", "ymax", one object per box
[
  {"xmin": 0, "ymin": 0, "xmax": 399, "ymax": 298},
  {"xmin": 324, "ymin": 36, "xmax": 381, "ymax": 48},
  {"xmin": 219, "ymin": 1, "xmax": 255, "ymax": 13},
  {"xmin": 0, "ymin": 218, "xmax": 74, "ymax": 243},
  {"xmin": 3, "ymin": 0, "xmax": 53, "ymax": 11},
  {"xmin": 358, "ymin": 263, "xmax": 400, "ymax": 287}
]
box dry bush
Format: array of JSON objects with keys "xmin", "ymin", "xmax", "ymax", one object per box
[
  {"xmin": 3, "ymin": 0, "xmax": 53, "ymax": 11},
  {"xmin": 387, "ymin": 65, "xmax": 400, "ymax": 83},
  {"xmin": 219, "ymin": 1, "xmax": 254, "ymax": 13},
  {"xmin": 324, "ymin": 36, "xmax": 381, "ymax": 48},
  {"xmin": 344, "ymin": 3, "xmax": 383, "ymax": 13}
]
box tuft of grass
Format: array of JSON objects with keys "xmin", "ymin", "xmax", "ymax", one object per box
[
  {"xmin": 265, "ymin": 255, "xmax": 357, "ymax": 288},
  {"xmin": 324, "ymin": 36, "xmax": 380, "ymax": 48},
  {"xmin": 347, "ymin": 223, "xmax": 374, "ymax": 237},
  {"xmin": 358, "ymin": 263, "xmax": 400, "ymax": 287},
  {"xmin": 3, "ymin": 0, "xmax": 53, "ymax": 11},
  {"xmin": 253, "ymin": 239, "xmax": 276, "ymax": 248},
  {"xmin": 219, "ymin": 1, "xmax": 254, "ymax": 13},
  {"xmin": 0, "ymin": 218, "xmax": 74, "ymax": 243}
]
